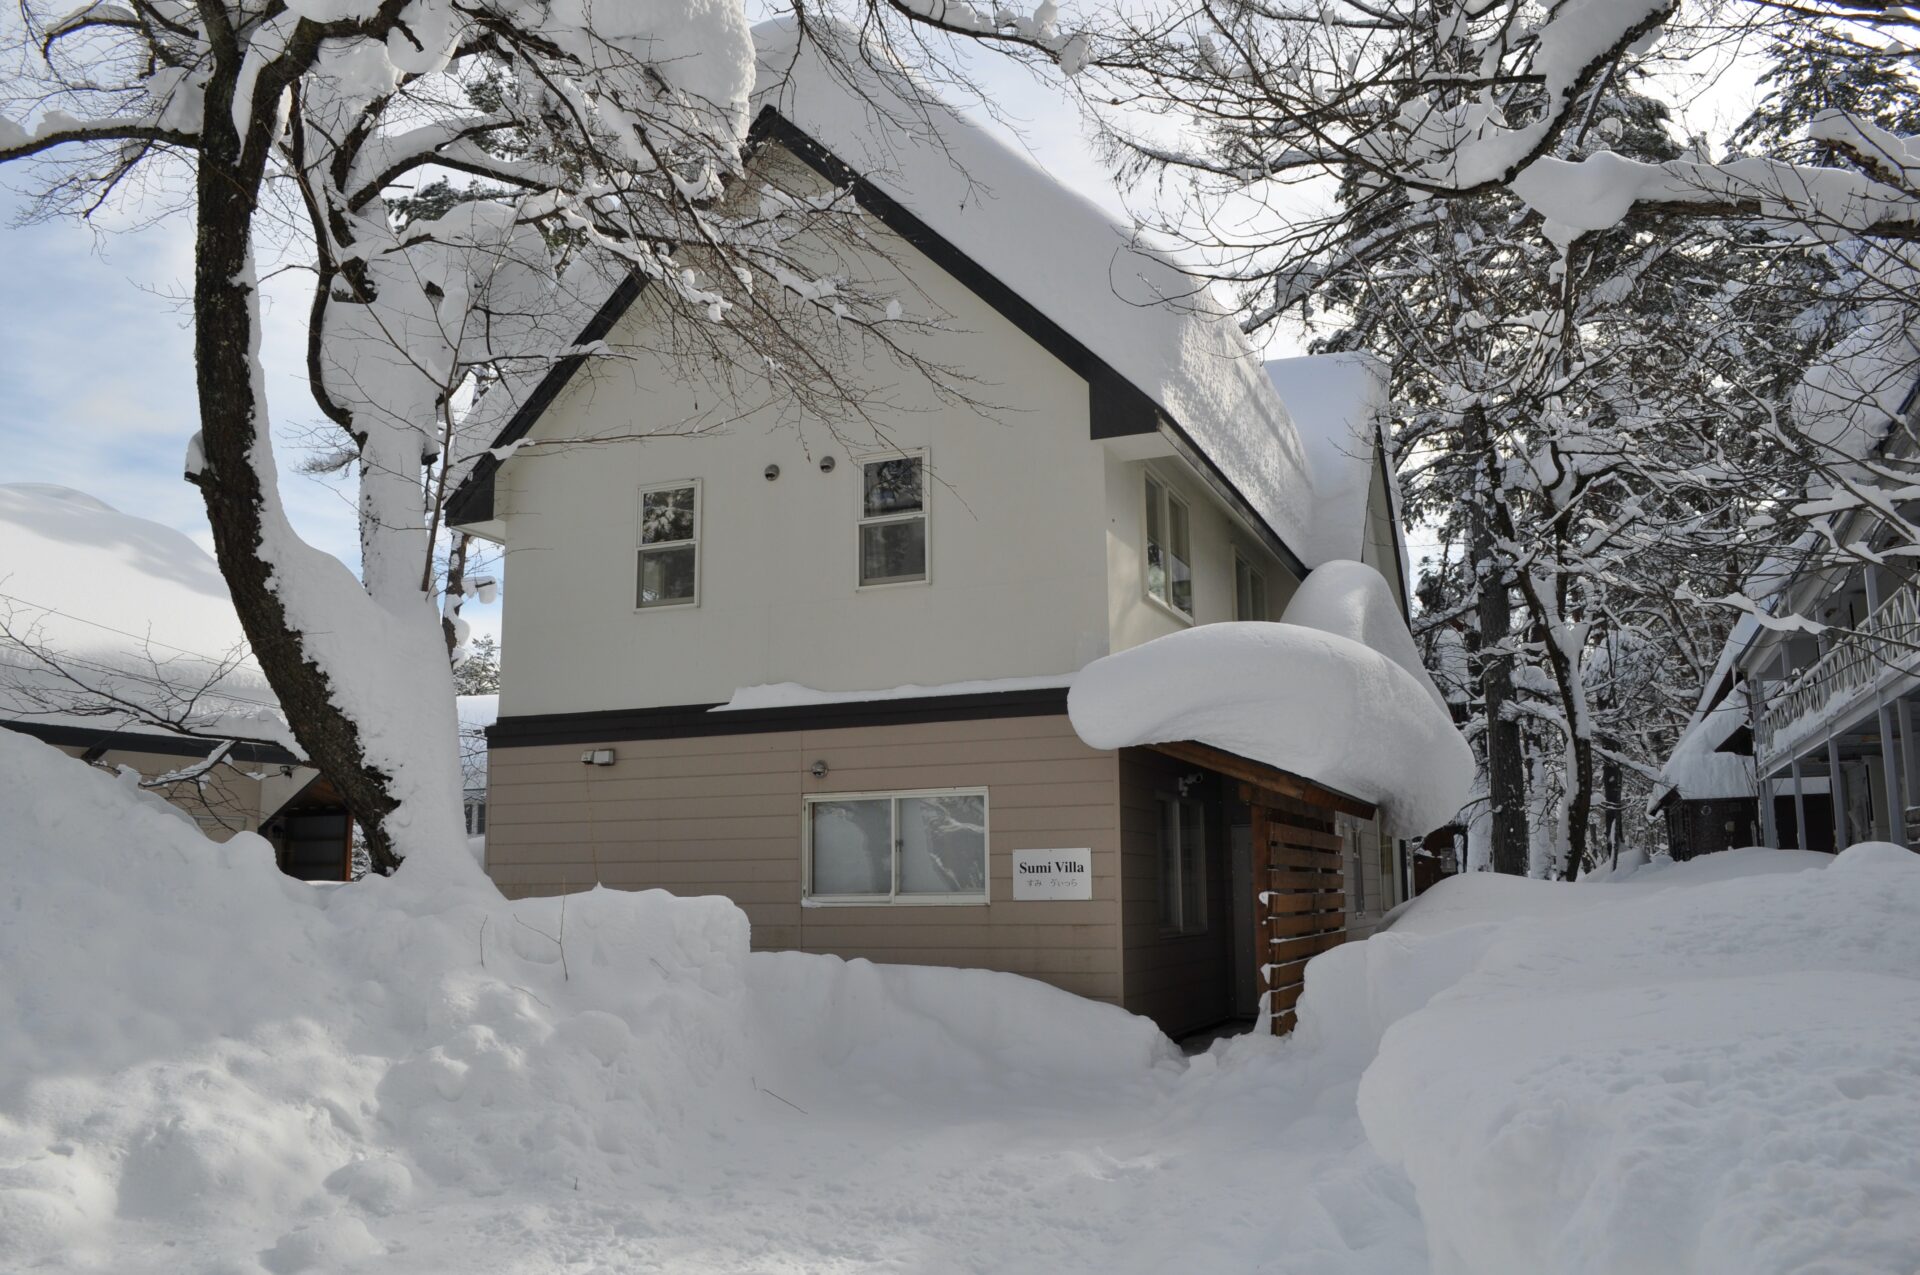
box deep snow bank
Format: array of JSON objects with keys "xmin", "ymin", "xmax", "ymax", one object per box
[
  {"xmin": 0, "ymin": 731, "xmax": 1173, "ymax": 1269},
  {"xmin": 1295, "ymin": 849, "xmax": 1920, "ymax": 1275},
  {"xmin": 751, "ymin": 952, "xmax": 1178, "ymax": 1091}
]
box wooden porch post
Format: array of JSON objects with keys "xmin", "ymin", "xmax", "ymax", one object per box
[
  {"xmin": 1902, "ymin": 697, "xmax": 1920, "ymax": 845},
  {"xmin": 1879, "ymin": 704, "xmax": 1902, "ymax": 842},
  {"xmin": 1790, "ymin": 754, "xmax": 1810, "ymax": 852},
  {"xmin": 1828, "ymin": 734, "xmax": 1849, "ymax": 851}
]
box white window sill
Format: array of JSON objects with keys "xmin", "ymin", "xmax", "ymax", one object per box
[
  {"xmin": 1143, "ymin": 592, "xmax": 1196, "ymax": 626},
  {"xmin": 802, "ymin": 895, "xmax": 989, "ymax": 908}
]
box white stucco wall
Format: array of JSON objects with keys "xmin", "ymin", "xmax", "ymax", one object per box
[
  {"xmin": 1103, "ymin": 450, "xmax": 1301, "ymax": 655},
  {"xmin": 484, "ymin": 145, "xmax": 1356, "ymax": 718},
  {"xmin": 492, "ymin": 175, "xmax": 1112, "ymax": 714}
]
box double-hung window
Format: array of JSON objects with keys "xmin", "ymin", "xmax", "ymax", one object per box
[
  {"xmin": 1156, "ymin": 794, "xmax": 1207, "ymax": 935},
  {"xmin": 1145, "ymin": 474, "xmax": 1193, "ymax": 617},
  {"xmin": 806, "ymin": 789, "xmax": 987, "ymax": 904},
  {"xmin": 637, "ymin": 481, "xmax": 698, "ymax": 608},
  {"xmin": 859, "ymin": 453, "xmax": 928, "ymax": 586},
  {"xmin": 1234, "ymin": 552, "xmax": 1268, "ymax": 621}
]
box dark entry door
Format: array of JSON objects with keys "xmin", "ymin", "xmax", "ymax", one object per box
[{"xmin": 278, "ymin": 812, "xmax": 351, "ymax": 881}]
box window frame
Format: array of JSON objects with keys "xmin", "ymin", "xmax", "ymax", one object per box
[
  {"xmin": 1143, "ymin": 469, "xmax": 1195, "ymax": 622},
  {"xmin": 634, "ymin": 478, "xmax": 701, "ymax": 611},
  {"xmin": 1234, "ymin": 550, "xmax": 1269, "ymax": 621},
  {"xmin": 802, "ymin": 786, "xmax": 990, "ymax": 907},
  {"xmin": 1155, "ymin": 792, "xmax": 1209, "ymax": 936},
  {"xmin": 855, "ymin": 448, "xmax": 931, "ymax": 591}
]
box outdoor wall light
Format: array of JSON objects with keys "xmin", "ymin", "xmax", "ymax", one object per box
[
  {"xmin": 764, "ymin": 463, "xmax": 781, "ymax": 481},
  {"xmin": 809, "ymin": 759, "xmax": 830, "ymax": 778},
  {"xmin": 820, "ymin": 455, "xmax": 836, "ymax": 473},
  {"xmin": 580, "ymin": 749, "xmax": 616, "ymax": 767}
]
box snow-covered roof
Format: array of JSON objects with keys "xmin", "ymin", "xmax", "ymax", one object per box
[
  {"xmin": 1653, "ymin": 677, "xmax": 1755, "ymax": 810},
  {"xmin": 713, "ymin": 674, "xmax": 1071, "ymax": 712},
  {"xmin": 1262, "ymin": 354, "xmax": 1391, "ymax": 565},
  {"xmin": 750, "ymin": 21, "xmax": 1328, "ymax": 564},
  {"xmin": 458, "ymin": 22, "xmax": 1369, "ymax": 570},
  {"xmin": 0, "ymin": 484, "xmax": 291, "ymax": 750},
  {"xmin": 0, "ymin": 484, "xmax": 247, "ymax": 658},
  {"xmin": 1068, "ymin": 561, "xmax": 1473, "ymax": 836}
]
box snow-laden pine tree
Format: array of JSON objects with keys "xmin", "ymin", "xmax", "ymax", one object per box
[{"xmin": 995, "ymin": 0, "xmax": 1920, "ymax": 867}]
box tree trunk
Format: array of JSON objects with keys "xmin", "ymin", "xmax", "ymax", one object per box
[
  {"xmin": 441, "ymin": 533, "xmax": 472, "ymax": 655},
  {"xmin": 1469, "ymin": 438, "xmax": 1529, "ymax": 875},
  {"xmin": 1602, "ymin": 742, "xmax": 1624, "ymax": 867},
  {"xmin": 189, "ymin": 48, "xmax": 406, "ymax": 874},
  {"xmin": 1516, "ymin": 569, "xmax": 1594, "ymax": 881}
]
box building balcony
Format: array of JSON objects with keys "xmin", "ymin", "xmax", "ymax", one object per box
[{"xmin": 1755, "ymin": 578, "xmax": 1920, "ymax": 775}]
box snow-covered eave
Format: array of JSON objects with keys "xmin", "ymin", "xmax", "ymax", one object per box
[
  {"xmin": 446, "ymin": 106, "xmax": 1317, "ymax": 577},
  {"xmin": 0, "ymin": 716, "xmax": 302, "ymax": 767}
]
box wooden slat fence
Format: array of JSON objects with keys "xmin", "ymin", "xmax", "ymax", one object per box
[{"xmin": 1248, "ymin": 787, "xmax": 1349, "ymax": 1034}]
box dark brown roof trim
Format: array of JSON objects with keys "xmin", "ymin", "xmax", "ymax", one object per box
[
  {"xmin": 447, "ymin": 108, "xmax": 1312, "ymax": 577},
  {"xmin": 3, "ymin": 719, "xmax": 301, "ymax": 766},
  {"xmin": 488, "ymin": 686, "xmax": 1070, "ymax": 748},
  {"xmin": 1148, "ymin": 738, "xmax": 1377, "ymax": 819},
  {"xmin": 446, "ymin": 271, "xmax": 646, "ymax": 526}
]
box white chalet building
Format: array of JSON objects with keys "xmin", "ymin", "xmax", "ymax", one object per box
[{"xmin": 450, "ymin": 24, "xmax": 1442, "ymax": 1037}]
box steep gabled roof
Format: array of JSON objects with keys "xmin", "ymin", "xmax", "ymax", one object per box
[
  {"xmin": 453, "ymin": 21, "xmax": 1366, "ymax": 575},
  {"xmin": 0, "ymin": 483, "xmax": 298, "ymax": 760}
]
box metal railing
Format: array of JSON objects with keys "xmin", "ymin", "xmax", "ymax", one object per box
[{"xmin": 1756, "ymin": 579, "xmax": 1920, "ymax": 766}]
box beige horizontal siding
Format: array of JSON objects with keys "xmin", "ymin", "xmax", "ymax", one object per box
[{"xmin": 486, "ymin": 712, "xmax": 1125, "ymax": 1004}]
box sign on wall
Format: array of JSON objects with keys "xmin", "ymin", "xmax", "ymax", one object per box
[{"xmin": 1011, "ymin": 849, "xmax": 1093, "ymax": 900}]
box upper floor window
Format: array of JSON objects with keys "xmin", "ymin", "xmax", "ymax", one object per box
[
  {"xmin": 637, "ymin": 480, "xmax": 698, "ymax": 608},
  {"xmin": 1234, "ymin": 552, "xmax": 1268, "ymax": 621},
  {"xmin": 860, "ymin": 453, "xmax": 927, "ymax": 586},
  {"xmin": 805, "ymin": 789, "xmax": 987, "ymax": 904},
  {"xmin": 1145, "ymin": 473, "xmax": 1193, "ymax": 617}
]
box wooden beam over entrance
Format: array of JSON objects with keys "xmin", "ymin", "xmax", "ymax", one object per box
[{"xmin": 1147, "ymin": 739, "xmax": 1378, "ymax": 820}]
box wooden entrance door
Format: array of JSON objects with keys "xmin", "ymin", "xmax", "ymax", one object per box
[{"xmin": 1248, "ymin": 789, "xmax": 1348, "ymax": 1034}]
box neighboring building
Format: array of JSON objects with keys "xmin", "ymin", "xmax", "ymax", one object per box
[
  {"xmin": 0, "ymin": 483, "xmax": 354, "ymax": 877},
  {"xmin": 460, "ymin": 693, "xmax": 498, "ymax": 837},
  {"xmin": 1678, "ymin": 363, "xmax": 1920, "ymax": 856},
  {"xmin": 451, "ymin": 25, "xmax": 1452, "ymax": 1037},
  {"xmin": 1649, "ymin": 666, "xmax": 1762, "ymax": 858}
]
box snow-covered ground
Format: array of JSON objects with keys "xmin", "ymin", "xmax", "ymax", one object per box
[{"xmin": 3, "ymin": 727, "xmax": 1916, "ymax": 1273}]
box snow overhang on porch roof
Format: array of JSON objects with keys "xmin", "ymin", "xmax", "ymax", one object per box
[{"xmin": 450, "ymin": 21, "xmax": 1348, "ymax": 580}]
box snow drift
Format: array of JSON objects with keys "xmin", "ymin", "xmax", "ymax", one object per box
[
  {"xmin": 1295, "ymin": 848, "xmax": 1920, "ymax": 1275},
  {"xmin": 1069, "ymin": 561, "xmax": 1473, "ymax": 836},
  {"xmin": 0, "ymin": 729, "xmax": 1170, "ymax": 1270}
]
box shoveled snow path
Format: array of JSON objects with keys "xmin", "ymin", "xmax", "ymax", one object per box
[{"xmin": 98, "ymin": 1039, "xmax": 1421, "ymax": 1275}]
